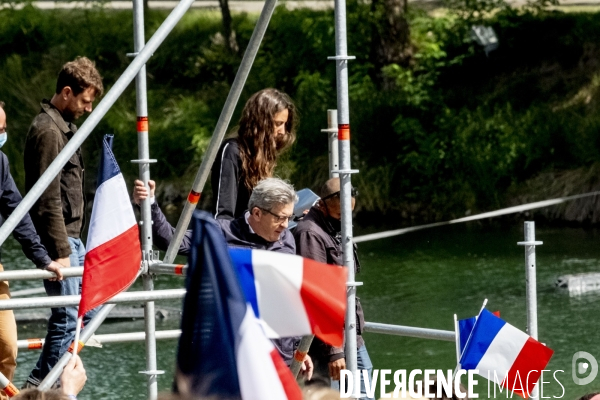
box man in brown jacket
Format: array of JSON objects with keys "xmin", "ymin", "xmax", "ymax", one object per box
[
  {"xmin": 293, "ymin": 178, "xmax": 373, "ymax": 400},
  {"xmin": 24, "ymin": 57, "xmax": 103, "ymax": 387}
]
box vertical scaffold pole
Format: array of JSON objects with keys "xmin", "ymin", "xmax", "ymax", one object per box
[
  {"xmin": 131, "ymin": 1, "xmax": 161, "ymax": 398},
  {"xmin": 162, "ymin": 0, "xmax": 279, "ymax": 264},
  {"xmin": 321, "ymin": 109, "xmax": 339, "ymax": 178},
  {"xmin": 328, "ymin": 0, "xmax": 359, "ymax": 395},
  {"xmin": 517, "ymin": 221, "xmax": 542, "ymax": 400}
]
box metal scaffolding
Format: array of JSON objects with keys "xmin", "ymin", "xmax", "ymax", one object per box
[{"xmin": 0, "ymin": 0, "xmax": 549, "ymax": 395}]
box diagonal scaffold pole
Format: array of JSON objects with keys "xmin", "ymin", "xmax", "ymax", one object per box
[
  {"xmin": 131, "ymin": 0, "xmax": 162, "ymax": 397},
  {"xmin": 37, "ymin": 304, "xmax": 116, "ymax": 391},
  {"xmin": 162, "ymin": 0, "xmax": 279, "ymax": 264},
  {"xmin": 329, "ymin": 0, "xmax": 359, "ymax": 394},
  {"xmin": 0, "ymin": 0, "xmax": 199, "ymax": 248}
]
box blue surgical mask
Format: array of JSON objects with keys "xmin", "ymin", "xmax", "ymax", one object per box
[{"xmin": 0, "ymin": 133, "xmax": 7, "ymax": 148}]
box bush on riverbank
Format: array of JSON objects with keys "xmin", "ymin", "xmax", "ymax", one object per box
[{"xmin": 1, "ymin": 4, "xmax": 600, "ymax": 222}]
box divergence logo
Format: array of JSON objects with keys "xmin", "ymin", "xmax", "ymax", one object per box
[{"xmin": 572, "ymin": 352, "xmax": 598, "ymax": 386}]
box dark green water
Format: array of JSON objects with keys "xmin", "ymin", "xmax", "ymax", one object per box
[{"xmin": 5, "ymin": 222, "xmax": 600, "ymax": 399}]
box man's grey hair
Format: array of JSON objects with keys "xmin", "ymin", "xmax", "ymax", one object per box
[{"xmin": 248, "ymin": 178, "xmax": 298, "ymax": 212}]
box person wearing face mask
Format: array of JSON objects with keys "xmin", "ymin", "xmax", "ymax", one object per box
[
  {"xmin": 293, "ymin": 178, "xmax": 373, "ymax": 400},
  {"xmin": 0, "ymin": 102, "xmax": 65, "ymax": 399},
  {"xmin": 211, "ymin": 88, "xmax": 297, "ymax": 221}
]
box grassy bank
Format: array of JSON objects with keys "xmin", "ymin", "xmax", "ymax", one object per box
[{"xmin": 1, "ymin": 4, "xmax": 600, "ymax": 222}]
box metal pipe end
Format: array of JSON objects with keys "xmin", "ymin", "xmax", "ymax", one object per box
[
  {"xmin": 517, "ymin": 241, "xmax": 543, "ymax": 246},
  {"xmin": 327, "ymin": 55, "xmax": 356, "ymax": 60},
  {"xmin": 139, "ymin": 370, "xmax": 165, "ymax": 375}
]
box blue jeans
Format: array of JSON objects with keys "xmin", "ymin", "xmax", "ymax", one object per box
[
  {"xmin": 331, "ymin": 345, "xmax": 375, "ymax": 400},
  {"xmin": 27, "ymin": 238, "xmax": 99, "ymax": 386}
]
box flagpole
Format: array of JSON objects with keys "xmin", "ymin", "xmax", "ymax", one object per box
[
  {"xmin": 479, "ymin": 298, "xmax": 488, "ymax": 315},
  {"xmin": 73, "ymin": 317, "xmax": 82, "ymax": 357},
  {"xmin": 453, "ymin": 314, "xmax": 460, "ymax": 365}
]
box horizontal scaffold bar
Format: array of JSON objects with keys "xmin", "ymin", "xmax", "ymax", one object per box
[
  {"xmin": 363, "ymin": 322, "xmax": 455, "ymax": 342},
  {"xmin": 0, "ymin": 263, "xmax": 189, "ymax": 282},
  {"xmin": 0, "ymin": 289, "xmax": 185, "ymax": 311},
  {"xmin": 149, "ymin": 263, "xmax": 188, "ymax": 276},
  {"xmin": 0, "ymin": 267, "xmax": 84, "ymax": 282},
  {"xmin": 18, "ymin": 330, "xmax": 181, "ymax": 350}
]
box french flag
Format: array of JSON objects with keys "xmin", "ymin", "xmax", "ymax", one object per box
[
  {"xmin": 177, "ymin": 211, "xmax": 301, "ymax": 399},
  {"xmin": 229, "ymin": 248, "xmax": 347, "ymax": 347},
  {"xmin": 79, "ymin": 135, "xmax": 141, "ymax": 318},
  {"xmin": 460, "ymin": 309, "xmax": 554, "ymax": 398}
]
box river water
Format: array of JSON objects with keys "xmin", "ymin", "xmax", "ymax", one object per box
[{"xmin": 5, "ymin": 221, "xmax": 600, "ymax": 399}]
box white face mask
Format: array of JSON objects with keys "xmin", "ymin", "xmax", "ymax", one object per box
[{"xmin": 0, "ymin": 133, "xmax": 7, "ymax": 149}]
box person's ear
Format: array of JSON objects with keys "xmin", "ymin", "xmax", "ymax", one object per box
[
  {"xmin": 250, "ymin": 207, "xmax": 261, "ymax": 218},
  {"xmin": 62, "ymin": 86, "xmax": 73, "ymax": 100}
]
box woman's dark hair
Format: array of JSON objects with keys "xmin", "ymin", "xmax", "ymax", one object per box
[{"xmin": 236, "ymin": 88, "xmax": 297, "ymax": 190}]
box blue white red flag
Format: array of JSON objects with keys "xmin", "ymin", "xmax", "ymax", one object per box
[
  {"xmin": 78, "ymin": 135, "xmax": 141, "ymax": 318},
  {"xmin": 460, "ymin": 309, "xmax": 554, "ymax": 398},
  {"xmin": 177, "ymin": 211, "xmax": 301, "ymax": 400},
  {"xmin": 229, "ymin": 248, "xmax": 347, "ymax": 347}
]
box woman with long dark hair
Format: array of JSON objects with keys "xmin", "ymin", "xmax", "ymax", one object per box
[{"xmin": 211, "ymin": 88, "xmax": 297, "ymax": 220}]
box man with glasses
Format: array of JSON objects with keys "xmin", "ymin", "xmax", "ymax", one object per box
[
  {"xmin": 133, "ymin": 177, "xmax": 314, "ymax": 376},
  {"xmin": 133, "ymin": 177, "xmax": 297, "ymax": 256},
  {"xmin": 293, "ymin": 177, "xmax": 373, "ymax": 400}
]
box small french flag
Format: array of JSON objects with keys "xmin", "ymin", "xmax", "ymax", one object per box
[
  {"xmin": 460, "ymin": 309, "xmax": 554, "ymax": 398},
  {"xmin": 79, "ymin": 135, "xmax": 141, "ymax": 318},
  {"xmin": 229, "ymin": 248, "xmax": 347, "ymax": 348}
]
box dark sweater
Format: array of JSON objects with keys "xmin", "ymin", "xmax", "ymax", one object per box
[
  {"xmin": 0, "ymin": 152, "xmax": 51, "ymax": 268},
  {"xmin": 149, "ymin": 200, "xmax": 300, "ymax": 364}
]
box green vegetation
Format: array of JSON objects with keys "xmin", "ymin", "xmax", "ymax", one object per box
[{"xmin": 1, "ymin": 3, "xmax": 600, "ymax": 222}]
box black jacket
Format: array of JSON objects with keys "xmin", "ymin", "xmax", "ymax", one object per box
[
  {"xmin": 210, "ymin": 139, "xmax": 252, "ymax": 221},
  {"xmin": 24, "ymin": 100, "xmax": 85, "ymax": 259},
  {"xmin": 0, "ymin": 152, "xmax": 51, "ymax": 269},
  {"xmin": 293, "ymin": 207, "xmax": 365, "ymax": 362}
]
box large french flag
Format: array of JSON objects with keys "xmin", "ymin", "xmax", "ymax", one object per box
[
  {"xmin": 460, "ymin": 309, "xmax": 554, "ymax": 398},
  {"xmin": 79, "ymin": 135, "xmax": 141, "ymax": 318},
  {"xmin": 229, "ymin": 248, "xmax": 347, "ymax": 347},
  {"xmin": 177, "ymin": 211, "xmax": 301, "ymax": 400}
]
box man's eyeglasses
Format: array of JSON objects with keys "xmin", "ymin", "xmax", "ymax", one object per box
[
  {"xmin": 259, "ymin": 207, "xmax": 294, "ymax": 223},
  {"xmin": 321, "ymin": 187, "xmax": 358, "ymax": 201}
]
